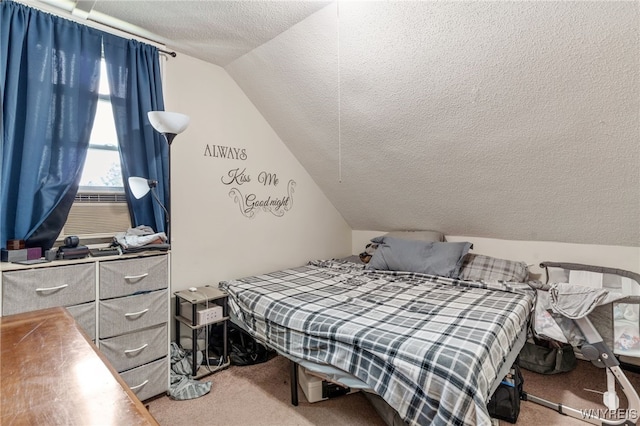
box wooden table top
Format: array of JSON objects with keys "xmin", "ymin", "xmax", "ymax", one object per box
[{"xmin": 0, "ymin": 307, "xmax": 160, "ymax": 426}]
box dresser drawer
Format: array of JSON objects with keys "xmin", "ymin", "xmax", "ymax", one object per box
[
  {"xmin": 99, "ymin": 289, "xmax": 168, "ymax": 339},
  {"xmin": 99, "ymin": 255, "xmax": 168, "ymax": 299},
  {"xmin": 119, "ymin": 357, "xmax": 168, "ymax": 401},
  {"xmin": 2, "ymin": 264, "xmax": 94, "ymax": 316},
  {"xmin": 67, "ymin": 302, "xmax": 96, "ymax": 341},
  {"xmin": 99, "ymin": 323, "xmax": 167, "ymax": 372}
]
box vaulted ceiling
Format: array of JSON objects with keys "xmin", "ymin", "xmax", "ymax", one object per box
[{"xmin": 35, "ymin": 1, "xmax": 639, "ymax": 247}]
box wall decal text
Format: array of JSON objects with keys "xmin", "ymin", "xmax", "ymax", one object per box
[
  {"xmin": 227, "ymin": 180, "xmax": 296, "ymax": 218},
  {"xmin": 221, "ymin": 168, "xmax": 296, "ymax": 218},
  {"xmin": 211, "ymin": 147, "xmax": 297, "ymax": 218},
  {"xmin": 204, "ymin": 144, "xmax": 247, "ymax": 160},
  {"xmin": 227, "ymin": 178, "xmax": 296, "ymax": 219},
  {"xmin": 221, "ymin": 168, "xmax": 251, "ymax": 185}
]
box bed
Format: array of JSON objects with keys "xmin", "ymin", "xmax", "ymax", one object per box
[{"xmin": 219, "ymin": 232, "xmax": 536, "ymax": 426}]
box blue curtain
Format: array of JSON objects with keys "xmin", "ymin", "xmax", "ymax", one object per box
[
  {"xmin": 1, "ymin": 1, "xmax": 102, "ymax": 250},
  {"xmin": 103, "ymin": 35, "xmax": 167, "ymax": 234}
]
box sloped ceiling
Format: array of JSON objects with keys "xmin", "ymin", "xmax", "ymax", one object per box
[
  {"xmin": 39, "ymin": 1, "xmax": 640, "ymax": 247},
  {"xmin": 81, "ymin": 0, "xmax": 331, "ymax": 66},
  {"xmin": 229, "ymin": 1, "xmax": 640, "ymax": 247}
]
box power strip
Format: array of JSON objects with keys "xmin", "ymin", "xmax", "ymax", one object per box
[
  {"xmin": 197, "ymin": 305, "xmax": 223, "ymax": 325},
  {"xmin": 180, "ymin": 302, "xmax": 223, "ymax": 325}
]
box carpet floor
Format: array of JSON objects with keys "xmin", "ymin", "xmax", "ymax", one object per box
[{"xmin": 147, "ymin": 355, "xmax": 640, "ymax": 425}]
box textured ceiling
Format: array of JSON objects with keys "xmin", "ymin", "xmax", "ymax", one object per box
[
  {"xmin": 38, "ymin": 1, "xmax": 640, "ymax": 247},
  {"xmin": 60, "ymin": 0, "xmax": 331, "ymax": 66},
  {"xmin": 227, "ymin": 1, "xmax": 640, "ymax": 247}
]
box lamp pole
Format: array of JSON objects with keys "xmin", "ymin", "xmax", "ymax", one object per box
[
  {"xmin": 147, "ymin": 111, "xmax": 189, "ymax": 245},
  {"xmin": 163, "ymin": 133, "xmax": 176, "ymax": 243}
]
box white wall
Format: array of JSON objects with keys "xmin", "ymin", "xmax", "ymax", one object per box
[
  {"xmin": 353, "ymin": 230, "xmax": 640, "ymax": 280},
  {"xmin": 164, "ymin": 54, "xmax": 352, "ymax": 291}
]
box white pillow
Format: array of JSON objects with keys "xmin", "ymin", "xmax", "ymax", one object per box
[{"xmin": 383, "ymin": 230, "xmax": 444, "ymax": 242}]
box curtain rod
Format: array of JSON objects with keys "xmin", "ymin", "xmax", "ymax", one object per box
[
  {"xmin": 27, "ymin": 0, "xmax": 178, "ymax": 57},
  {"xmin": 160, "ymin": 49, "xmax": 177, "ymax": 58},
  {"xmin": 91, "ymin": 15, "xmax": 177, "ymax": 57}
]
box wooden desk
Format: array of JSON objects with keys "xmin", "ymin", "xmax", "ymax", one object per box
[{"xmin": 1, "ymin": 307, "xmax": 159, "ymax": 425}]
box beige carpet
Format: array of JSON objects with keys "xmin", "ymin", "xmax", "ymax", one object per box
[{"xmin": 148, "ymin": 356, "xmax": 640, "ymax": 425}]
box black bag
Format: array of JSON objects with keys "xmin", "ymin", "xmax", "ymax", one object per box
[
  {"xmin": 487, "ymin": 363, "xmax": 524, "ymax": 424},
  {"xmin": 519, "ymin": 339, "xmax": 576, "ymax": 375},
  {"xmin": 209, "ymin": 323, "xmax": 272, "ymax": 366}
]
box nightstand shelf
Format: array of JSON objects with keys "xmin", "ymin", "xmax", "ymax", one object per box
[
  {"xmin": 175, "ymin": 314, "xmax": 229, "ymax": 330},
  {"xmin": 174, "ymin": 286, "xmax": 230, "ymax": 379}
]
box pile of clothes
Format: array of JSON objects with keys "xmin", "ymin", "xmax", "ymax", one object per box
[
  {"xmin": 168, "ymin": 342, "xmax": 212, "ymax": 400},
  {"xmin": 113, "ymin": 225, "xmax": 169, "ymax": 253}
]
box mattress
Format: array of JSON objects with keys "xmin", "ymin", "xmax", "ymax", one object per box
[{"xmin": 220, "ymin": 259, "xmax": 535, "ymax": 426}]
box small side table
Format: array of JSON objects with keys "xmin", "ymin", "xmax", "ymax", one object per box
[{"xmin": 174, "ymin": 286, "xmax": 230, "ymax": 378}]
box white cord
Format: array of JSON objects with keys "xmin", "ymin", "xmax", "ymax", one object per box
[
  {"xmin": 189, "ymin": 289, "xmax": 227, "ymax": 372},
  {"xmin": 187, "ymin": 290, "xmax": 210, "ymax": 371},
  {"xmin": 337, "ymin": 0, "xmax": 342, "ymax": 184}
]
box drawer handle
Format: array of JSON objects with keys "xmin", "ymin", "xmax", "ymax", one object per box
[
  {"xmin": 129, "ymin": 379, "xmax": 149, "ymax": 391},
  {"xmin": 124, "ymin": 308, "xmax": 149, "ymax": 318},
  {"xmin": 35, "ymin": 284, "xmax": 69, "ymax": 292},
  {"xmin": 124, "ymin": 273, "xmax": 149, "ymax": 282},
  {"xmin": 124, "ymin": 343, "xmax": 148, "ymax": 355}
]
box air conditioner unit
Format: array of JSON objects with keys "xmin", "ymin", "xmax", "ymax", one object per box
[{"xmin": 63, "ymin": 202, "xmax": 131, "ymax": 237}]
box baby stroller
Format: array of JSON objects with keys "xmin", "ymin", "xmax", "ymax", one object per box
[{"xmin": 527, "ymin": 262, "xmax": 640, "ymax": 425}]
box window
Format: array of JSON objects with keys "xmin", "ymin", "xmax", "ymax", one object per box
[
  {"xmin": 80, "ymin": 59, "xmax": 123, "ymax": 192},
  {"xmin": 60, "ymin": 59, "xmax": 131, "ymax": 242}
]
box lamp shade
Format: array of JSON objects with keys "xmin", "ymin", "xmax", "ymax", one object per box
[
  {"xmin": 128, "ymin": 177, "xmax": 152, "ymax": 200},
  {"xmin": 147, "ymin": 111, "xmax": 190, "ymax": 135}
]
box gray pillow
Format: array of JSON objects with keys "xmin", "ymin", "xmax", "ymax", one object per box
[
  {"xmin": 365, "ymin": 236, "xmax": 472, "ymax": 278},
  {"xmin": 459, "ymin": 253, "xmax": 529, "ymax": 282},
  {"xmin": 361, "ymin": 230, "xmax": 444, "ymax": 264}
]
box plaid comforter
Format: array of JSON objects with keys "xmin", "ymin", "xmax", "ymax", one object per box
[{"xmin": 220, "ymin": 260, "xmax": 535, "ymax": 426}]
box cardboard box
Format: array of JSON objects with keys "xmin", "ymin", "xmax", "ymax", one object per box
[{"xmin": 297, "ymin": 366, "xmax": 356, "ymax": 403}]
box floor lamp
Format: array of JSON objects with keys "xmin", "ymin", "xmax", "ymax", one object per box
[{"xmin": 128, "ymin": 111, "xmax": 189, "ymax": 243}]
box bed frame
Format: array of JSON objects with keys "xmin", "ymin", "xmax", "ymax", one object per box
[
  {"xmin": 224, "ymin": 313, "xmax": 528, "ymax": 426},
  {"xmin": 285, "ymin": 326, "xmax": 528, "ymax": 407}
]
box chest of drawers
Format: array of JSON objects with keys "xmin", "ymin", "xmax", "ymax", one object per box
[{"xmin": 0, "ymin": 252, "xmax": 170, "ymax": 402}]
